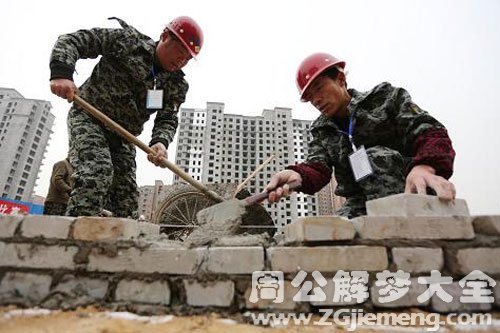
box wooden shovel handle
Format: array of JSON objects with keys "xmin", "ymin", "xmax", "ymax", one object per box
[
  {"xmin": 244, "ymin": 180, "xmax": 302, "ymax": 206},
  {"xmin": 73, "ymin": 95, "xmax": 223, "ymax": 203}
]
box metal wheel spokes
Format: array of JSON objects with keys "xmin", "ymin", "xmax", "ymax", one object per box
[{"xmin": 156, "ymin": 190, "xmax": 217, "ymax": 241}]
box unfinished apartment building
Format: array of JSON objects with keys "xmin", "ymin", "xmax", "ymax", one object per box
[{"xmin": 173, "ymin": 102, "xmax": 340, "ymax": 229}]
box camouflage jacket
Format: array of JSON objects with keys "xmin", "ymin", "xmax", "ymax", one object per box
[
  {"xmin": 288, "ymin": 82, "xmax": 455, "ymax": 198},
  {"xmin": 49, "ymin": 17, "xmax": 188, "ymax": 148}
]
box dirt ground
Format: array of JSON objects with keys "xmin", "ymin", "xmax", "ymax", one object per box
[
  {"xmin": 0, "ymin": 308, "xmax": 319, "ymax": 333},
  {"xmin": 1, "ymin": 307, "xmax": 500, "ymax": 333}
]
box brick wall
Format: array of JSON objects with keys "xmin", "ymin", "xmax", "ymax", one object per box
[{"xmin": 0, "ymin": 194, "xmax": 499, "ymax": 314}]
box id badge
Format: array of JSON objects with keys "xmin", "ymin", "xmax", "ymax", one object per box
[
  {"xmin": 349, "ymin": 146, "xmax": 373, "ymax": 182},
  {"xmin": 146, "ymin": 89, "xmax": 163, "ymax": 109}
]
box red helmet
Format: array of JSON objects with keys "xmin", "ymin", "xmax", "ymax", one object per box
[
  {"xmin": 166, "ymin": 16, "xmax": 203, "ymax": 58},
  {"xmin": 296, "ymin": 53, "xmax": 345, "ymax": 102}
]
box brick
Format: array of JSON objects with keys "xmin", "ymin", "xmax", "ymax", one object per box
[
  {"xmin": 244, "ymin": 280, "xmax": 300, "ymax": 310},
  {"xmin": 206, "ymin": 247, "xmax": 264, "ymax": 274},
  {"xmin": 20, "ymin": 215, "xmax": 74, "ymax": 239},
  {"xmin": 184, "ymin": 280, "xmax": 234, "ymax": 307},
  {"xmin": 53, "ymin": 275, "xmax": 108, "ymax": 299},
  {"xmin": 353, "ymin": 216, "xmax": 474, "ymax": 240},
  {"xmin": 267, "ymin": 246, "xmax": 388, "ymax": 273},
  {"xmin": 311, "ymin": 278, "xmax": 367, "ymax": 307},
  {"xmin": 115, "ymin": 279, "xmax": 170, "ymax": 305},
  {"xmin": 430, "ymin": 282, "xmax": 492, "ymax": 313},
  {"xmin": 366, "ymin": 193, "xmax": 469, "ymax": 217},
  {"xmin": 473, "ymin": 216, "xmax": 500, "ymax": 235},
  {"xmin": 371, "ymin": 278, "xmax": 430, "ymax": 308},
  {"xmin": 449, "ymin": 248, "xmax": 500, "ymax": 275},
  {"xmin": 0, "ymin": 272, "xmax": 51, "ymax": 303},
  {"xmin": 392, "ymin": 247, "xmax": 444, "ymax": 273},
  {"xmin": 138, "ymin": 222, "xmax": 160, "ymax": 237},
  {"xmin": 0, "ymin": 242, "xmax": 77, "ymax": 269},
  {"xmin": 71, "ymin": 217, "xmax": 139, "ymax": 241},
  {"xmin": 88, "ymin": 246, "xmax": 206, "ymax": 274},
  {"xmin": 284, "ymin": 216, "xmax": 355, "ymax": 244},
  {"xmin": 0, "ymin": 215, "xmax": 23, "ymax": 237}
]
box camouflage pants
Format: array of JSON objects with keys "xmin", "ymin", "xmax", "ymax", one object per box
[
  {"xmin": 337, "ymin": 146, "xmax": 407, "ymax": 218},
  {"xmin": 43, "ymin": 201, "xmax": 68, "ymax": 216},
  {"xmin": 66, "ymin": 107, "xmax": 138, "ymax": 218}
]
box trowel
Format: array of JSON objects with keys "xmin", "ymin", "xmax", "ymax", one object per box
[{"xmin": 185, "ymin": 180, "xmax": 302, "ymax": 247}]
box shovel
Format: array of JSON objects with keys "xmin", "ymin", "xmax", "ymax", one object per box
[
  {"xmin": 72, "ymin": 95, "xmax": 223, "ymax": 203},
  {"xmin": 185, "ymin": 180, "xmax": 302, "ymax": 247}
]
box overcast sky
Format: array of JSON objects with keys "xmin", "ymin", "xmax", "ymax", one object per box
[{"xmin": 1, "ymin": 0, "xmax": 499, "ymax": 214}]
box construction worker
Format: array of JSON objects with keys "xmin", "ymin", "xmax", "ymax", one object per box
[
  {"xmin": 44, "ymin": 157, "xmax": 73, "ymax": 216},
  {"xmin": 266, "ymin": 53, "xmax": 456, "ymax": 218},
  {"xmin": 49, "ymin": 17, "xmax": 203, "ymax": 217}
]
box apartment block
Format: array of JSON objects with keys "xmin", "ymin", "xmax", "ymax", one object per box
[
  {"xmin": 0, "ymin": 88, "xmax": 54, "ymax": 202},
  {"xmin": 173, "ymin": 102, "xmax": 338, "ymax": 228}
]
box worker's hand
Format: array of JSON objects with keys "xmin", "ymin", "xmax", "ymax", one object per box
[
  {"xmin": 148, "ymin": 142, "xmax": 168, "ymax": 167},
  {"xmin": 265, "ymin": 170, "xmax": 303, "ymax": 203},
  {"xmin": 50, "ymin": 79, "xmax": 77, "ymax": 102},
  {"xmin": 405, "ymin": 164, "xmax": 456, "ymax": 201}
]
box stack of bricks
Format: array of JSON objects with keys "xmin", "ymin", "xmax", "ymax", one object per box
[{"xmin": 0, "ymin": 194, "xmax": 499, "ymax": 314}]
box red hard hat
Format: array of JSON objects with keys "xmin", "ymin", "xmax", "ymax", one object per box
[
  {"xmin": 166, "ymin": 16, "xmax": 203, "ymax": 58},
  {"xmin": 296, "ymin": 53, "xmax": 345, "ymax": 102}
]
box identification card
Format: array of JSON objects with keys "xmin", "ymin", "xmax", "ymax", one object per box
[
  {"xmin": 146, "ymin": 89, "xmax": 163, "ymax": 109},
  {"xmin": 348, "ymin": 146, "xmax": 373, "ymax": 182}
]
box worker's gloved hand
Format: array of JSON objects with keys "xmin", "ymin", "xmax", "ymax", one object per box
[
  {"xmin": 265, "ymin": 170, "xmax": 303, "ymax": 203},
  {"xmin": 50, "ymin": 79, "xmax": 77, "ymax": 102},
  {"xmin": 148, "ymin": 142, "xmax": 168, "ymax": 167},
  {"xmin": 405, "ymin": 164, "xmax": 456, "ymax": 201}
]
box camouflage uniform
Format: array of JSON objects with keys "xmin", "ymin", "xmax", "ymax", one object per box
[
  {"xmin": 49, "ymin": 18, "xmax": 188, "ymax": 217},
  {"xmin": 288, "ymin": 82, "xmax": 455, "ymax": 218}
]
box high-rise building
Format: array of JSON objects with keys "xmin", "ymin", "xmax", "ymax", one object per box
[
  {"xmin": 173, "ymin": 102, "xmax": 336, "ymax": 228},
  {"xmin": 316, "ymin": 175, "xmax": 346, "ymax": 216},
  {"xmin": 138, "ymin": 180, "xmax": 169, "ymax": 220},
  {"xmin": 0, "ymin": 88, "xmax": 54, "ymax": 202}
]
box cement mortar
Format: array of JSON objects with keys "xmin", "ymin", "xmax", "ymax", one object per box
[
  {"xmin": 186, "ymin": 200, "xmax": 246, "ymax": 247},
  {"xmin": 213, "ymin": 234, "xmax": 271, "ymax": 247}
]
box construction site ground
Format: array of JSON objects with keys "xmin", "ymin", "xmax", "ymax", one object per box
[{"xmin": 1, "ymin": 307, "xmax": 500, "ymax": 333}]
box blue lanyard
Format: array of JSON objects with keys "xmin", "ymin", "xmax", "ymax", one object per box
[
  {"xmin": 337, "ymin": 110, "xmax": 357, "ymax": 151},
  {"xmin": 150, "ymin": 66, "xmax": 158, "ymax": 90}
]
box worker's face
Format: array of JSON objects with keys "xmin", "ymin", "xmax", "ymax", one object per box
[
  {"xmin": 304, "ymin": 73, "xmax": 349, "ymax": 118},
  {"xmin": 156, "ymin": 31, "xmax": 192, "ymax": 72}
]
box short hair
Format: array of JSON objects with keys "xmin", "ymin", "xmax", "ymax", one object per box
[{"xmin": 321, "ymin": 66, "xmax": 347, "ymax": 88}]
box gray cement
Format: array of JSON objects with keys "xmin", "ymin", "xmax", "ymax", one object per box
[{"xmin": 186, "ymin": 199, "xmax": 246, "ymax": 247}]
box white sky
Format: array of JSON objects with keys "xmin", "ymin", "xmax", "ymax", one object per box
[{"xmin": 1, "ymin": 0, "xmax": 499, "ymax": 214}]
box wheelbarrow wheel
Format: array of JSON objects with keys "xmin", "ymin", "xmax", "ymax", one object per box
[
  {"xmin": 152, "ymin": 185, "xmax": 276, "ymax": 241},
  {"xmin": 152, "ymin": 187, "xmax": 217, "ymax": 241}
]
